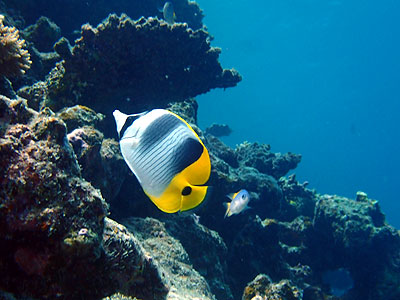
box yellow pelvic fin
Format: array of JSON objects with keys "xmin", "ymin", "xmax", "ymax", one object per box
[
  {"xmin": 224, "ymin": 202, "xmax": 231, "ymax": 218},
  {"xmin": 146, "ymin": 170, "xmax": 210, "ymax": 213}
]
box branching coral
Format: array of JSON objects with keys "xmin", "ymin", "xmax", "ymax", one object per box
[{"xmin": 0, "ymin": 15, "xmax": 31, "ymax": 77}]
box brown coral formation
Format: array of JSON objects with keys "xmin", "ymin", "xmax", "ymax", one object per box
[
  {"xmin": 123, "ymin": 217, "xmax": 217, "ymax": 300},
  {"xmin": 242, "ymin": 274, "xmax": 301, "ymax": 300},
  {"xmin": 0, "ymin": 15, "xmax": 31, "ymax": 77},
  {"xmin": 46, "ymin": 14, "xmax": 241, "ymax": 113},
  {"xmin": 6, "ymin": 0, "xmax": 205, "ymax": 38}
]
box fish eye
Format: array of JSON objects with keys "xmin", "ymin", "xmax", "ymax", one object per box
[{"xmin": 242, "ymin": 194, "xmax": 246, "ymax": 199}]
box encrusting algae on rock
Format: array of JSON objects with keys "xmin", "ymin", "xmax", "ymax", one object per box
[{"xmin": 0, "ymin": 15, "xmax": 32, "ymax": 78}]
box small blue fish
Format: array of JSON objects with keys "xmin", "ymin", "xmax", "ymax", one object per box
[
  {"xmin": 163, "ymin": 2, "xmax": 176, "ymax": 24},
  {"xmin": 224, "ymin": 189, "xmax": 250, "ymax": 218}
]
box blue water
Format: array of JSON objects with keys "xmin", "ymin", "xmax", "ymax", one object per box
[{"xmin": 197, "ymin": 0, "xmax": 400, "ymax": 228}]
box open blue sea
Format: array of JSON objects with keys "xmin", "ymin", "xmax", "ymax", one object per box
[{"xmin": 197, "ymin": 0, "xmax": 400, "ymax": 228}]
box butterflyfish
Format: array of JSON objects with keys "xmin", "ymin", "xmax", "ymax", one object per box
[
  {"xmin": 113, "ymin": 109, "xmax": 211, "ymax": 213},
  {"xmin": 224, "ymin": 189, "xmax": 250, "ymax": 218}
]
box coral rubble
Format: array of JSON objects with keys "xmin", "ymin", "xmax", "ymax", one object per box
[{"xmin": 0, "ymin": 15, "xmax": 31, "ymax": 78}]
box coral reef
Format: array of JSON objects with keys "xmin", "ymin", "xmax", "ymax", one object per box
[
  {"xmin": 235, "ymin": 141, "xmax": 302, "ymax": 179},
  {"xmin": 242, "ymin": 274, "xmax": 301, "ymax": 300},
  {"xmin": 312, "ymin": 195, "xmax": 400, "ymax": 299},
  {"xmin": 44, "ymin": 14, "xmax": 240, "ymax": 114},
  {"xmin": 0, "ymin": 15, "xmax": 31, "ymax": 78},
  {"xmin": 0, "ymin": 96, "xmax": 108, "ymax": 298},
  {"xmin": 124, "ymin": 217, "xmax": 217, "ymax": 300},
  {"xmin": 57, "ymin": 105, "xmax": 105, "ymax": 132},
  {"xmin": 22, "ymin": 16, "xmax": 61, "ymax": 52},
  {"xmin": 0, "ymin": 96, "xmax": 221, "ymax": 299},
  {"xmin": 3, "ymin": 96, "xmax": 398, "ymax": 300},
  {"xmin": 279, "ymin": 174, "xmax": 316, "ymax": 221},
  {"xmin": 101, "ymin": 217, "xmax": 168, "ymax": 299},
  {"xmin": 6, "ymin": 0, "xmax": 205, "ymax": 39},
  {"xmin": 67, "ymin": 125, "xmax": 128, "ymax": 202},
  {"xmin": 205, "ymin": 123, "xmax": 233, "ymax": 137},
  {"xmin": 1, "ymin": 1, "xmax": 400, "ymax": 299},
  {"xmin": 161, "ymin": 214, "xmax": 233, "ymax": 299},
  {"xmin": 225, "ymin": 215, "xmax": 312, "ymax": 297}
]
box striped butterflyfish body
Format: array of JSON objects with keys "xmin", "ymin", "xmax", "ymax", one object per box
[{"xmin": 113, "ymin": 109, "xmax": 211, "ymax": 213}]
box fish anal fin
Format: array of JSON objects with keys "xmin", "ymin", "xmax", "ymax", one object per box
[
  {"xmin": 181, "ymin": 185, "xmax": 209, "ymax": 212},
  {"xmin": 224, "ymin": 202, "xmax": 231, "ymax": 218},
  {"xmin": 146, "ymin": 188, "xmax": 181, "ymax": 213}
]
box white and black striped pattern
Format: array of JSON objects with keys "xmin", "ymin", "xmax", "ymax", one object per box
[{"xmin": 119, "ymin": 109, "xmax": 204, "ymax": 197}]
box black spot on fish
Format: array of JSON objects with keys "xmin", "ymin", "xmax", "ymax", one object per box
[
  {"xmin": 173, "ymin": 137, "xmax": 204, "ymax": 174},
  {"xmin": 182, "ymin": 186, "xmax": 192, "ymax": 196}
]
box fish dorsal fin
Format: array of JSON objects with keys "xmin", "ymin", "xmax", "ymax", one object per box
[
  {"xmin": 113, "ymin": 110, "xmax": 128, "ymax": 136},
  {"xmin": 227, "ymin": 191, "xmax": 240, "ymax": 200},
  {"xmin": 113, "ymin": 110, "xmax": 147, "ymax": 139},
  {"xmin": 232, "ymin": 191, "xmax": 240, "ymax": 199},
  {"xmin": 227, "ymin": 193, "xmax": 235, "ymax": 200}
]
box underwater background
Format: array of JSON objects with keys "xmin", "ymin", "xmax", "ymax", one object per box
[
  {"xmin": 1, "ymin": 0, "xmax": 400, "ymax": 299},
  {"xmin": 197, "ymin": 0, "xmax": 400, "ymax": 228}
]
